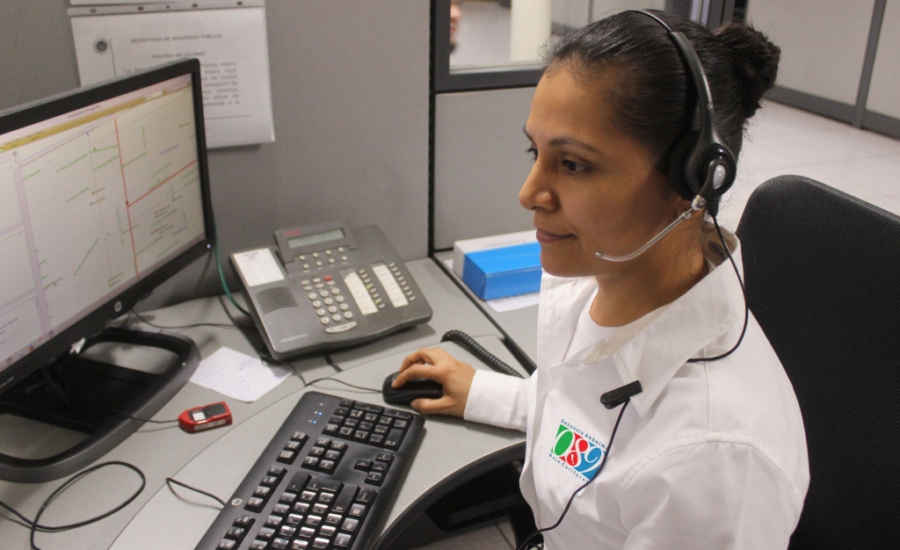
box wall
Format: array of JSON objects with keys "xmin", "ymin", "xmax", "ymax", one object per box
[
  {"xmin": 746, "ymin": 0, "xmax": 874, "ymax": 106},
  {"xmin": 0, "ymin": 0, "xmax": 430, "ymax": 310},
  {"xmin": 867, "ymin": 0, "xmax": 900, "ymax": 119},
  {"xmin": 434, "ymin": 87, "xmax": 536, "ymax": 250}
]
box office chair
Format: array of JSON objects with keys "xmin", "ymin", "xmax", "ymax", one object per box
[{"xmin": 736, "ymin": 175, "xmax": 900, "ymax": 550}]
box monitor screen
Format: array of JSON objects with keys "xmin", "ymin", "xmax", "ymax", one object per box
[{"xmin": 0, "ymin": 63, "xmax": 210, "ymax": 381}]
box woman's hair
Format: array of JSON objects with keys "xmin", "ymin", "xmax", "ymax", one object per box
[{"xmin": 545, "ymin": 11, "xmax": 780, "ymax": 217}]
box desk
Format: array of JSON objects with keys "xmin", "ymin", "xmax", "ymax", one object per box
[{"xmin": 0, "ymin": 258, "xmax": 528, "ymax": 550}]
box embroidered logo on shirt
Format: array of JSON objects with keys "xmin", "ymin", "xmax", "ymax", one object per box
[{"xmin": 550, "ymin": 420, "xmax": 606, "ymax": 480}]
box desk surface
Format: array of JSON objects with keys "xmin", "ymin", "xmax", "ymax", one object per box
[{"xmin": 0, "ymin": 258, "xmax": 528, "ymax": 550}]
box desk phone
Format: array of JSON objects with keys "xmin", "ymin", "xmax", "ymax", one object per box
[{"xmin": 231, "ymin": 222, "xmax": 432, "ymax": 360}]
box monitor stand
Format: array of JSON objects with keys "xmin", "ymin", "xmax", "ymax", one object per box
[{"xmin": 0, "ymin": 327, "xmax": 199, "ymax": 484}]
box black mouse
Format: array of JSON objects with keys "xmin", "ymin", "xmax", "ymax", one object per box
[{"xmin": 382, "ymin": 372, "xmax": 444, "ymax": 406}]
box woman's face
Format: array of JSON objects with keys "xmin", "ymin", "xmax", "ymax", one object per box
[{"xmin": 520, "ymin": 67, "xmax": 688, "ymax": 278}]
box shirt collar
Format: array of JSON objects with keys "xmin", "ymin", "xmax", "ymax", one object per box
[{"xmin": 563, "ymin": 230, "xmax": 745, "ymax": 417}]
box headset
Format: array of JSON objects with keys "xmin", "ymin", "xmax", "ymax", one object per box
[
  {"xmin": 595, "ymin": 9, "xmax": 738, "ymax": 262},
  {"xmin": 518, "ymin": 11, "xmax": 749, "ymax": 549}
]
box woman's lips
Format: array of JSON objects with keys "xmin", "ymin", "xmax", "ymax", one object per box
[{"xmin": 535, "ymin": 229, "xmax": 572, "ymax": 244}]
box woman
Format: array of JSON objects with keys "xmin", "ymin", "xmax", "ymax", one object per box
[{"xmin": 394, "ymin": 10, "xmax": 808, "ymax": 549}]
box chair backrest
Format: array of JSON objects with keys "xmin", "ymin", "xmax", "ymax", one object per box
[{"xmin": 736, "ymin": 175, "xmax": 900, "ymax": 550}]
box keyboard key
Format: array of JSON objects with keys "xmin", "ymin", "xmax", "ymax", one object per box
[
  {"xmin": 286, "ymin": 514, "xmax": 304, "ymax": 525},
  {"xmin": 299, "ymin": 527, "xmax": 316, "ymax": 538},
  {"xmin": 318, "ymin": 491, "xmax": 336, "ymax": 504},
  {"xmin": 339, "ymin": 399, "xmax": 355, "ymax": 408},
  {"xmin": 315, "ymin": 437, "xmax": 332, "ymax": 447},
  {"xmin": 332, "ymin": 484, "xmax": 358, "ymax": 514},
  {"xmin": 393, "ymin": 419, "xmax": 409, "ymax": 429},
  {"xmin": 364, "ymin": 412, "xmax": 379, "ymax": 422},
  {"xmin": 371, "ymin": 460, "xmax": 389, "ymax": 473},
  {"xmin": 272, "ymin": 538, "xmax": 290, "ymax": 550},
  {"xmin": 356, "ymin": 488, "xmax": 377, "ymax": 504},
  {"xmin": 279, "ymin": 525, "xmax": 297, "ymax": 538},
  {"xmin": 291, "ymin": 431, "xmax": 308, "ymax": 442},
  {"xmin": 217, "ymin": 539, "xmax": 236, "ymax": 550},
  {"xmin": 313, "ymin": 537, "xmax": 331, "ymax": 549},
  {"xmin": 384, "ymin": 428, "xmax": 404, "ymax": 449},
  {"xmin": 373, "ymin": 425, "xmax": 389, "ymax": 435},
  {"xmin": 300, "ymin": 490, "xmax": 317, "ymax": 502},
  {"xmin": 319, "ymin": 524, "xmax": 337, "ymax": 537},
  {"xmin": 334, "ymin": 533, "xmax": 353, "ymax": 548},
  {"xmin": 325, "ymin": 513, "xmax": 343, "ymax": 525},
  {"xmin": 360, "ymin": 421, "xmax": 374, "ymax": 431},
  {"xmin": 341, "ymin": 517, "xmax": 359, "ymax": 532},
  {"xmin": 377, "ymin": 416, "xmax": 393, "ymax": 425},
  {"xmin": 366, "ymin": 472, "xmax": 384, "ymax": 485},
  {"xmin": 368, "ymin": 433, "xmax": 384, "ymax": 445},
  {"xmin": 278, "ymin": 450, "xmax": 297, "ymax": 464},
  {"xmin": 280, "ymin": 492, "xmax": 297, "ymax": 505},
  {"xmin": 257, "ymin": 527, "xmax": 276, "ymax": 540},
  {"xmin": 305, "ymin": 514, "xmax": 323, "ymax": 527},
  {"xmin": 286, "ymin": 471, "xmax": 311, "ymax": 493},
  {"xmin": 330, "ymin": 441, "xmax": 347, "ymax": 451},
  {"xmin": 325, "ymin": 449, "xmax": 341, "ymax": 460},
  {"xmin": 354, "ymin": 403, "xmax": 384, "ymax": 414},
  {"xmin": 312, "ymin": 502, "xmax": 329, "ymax": 515},
  {"xmin": 309, "ymin": 446, "xmax": 326, "ymax": 457},
  {"xmin": 293, "ymin": 502, "xmax": 310, "ymax": 514},
  {"xmin": 355, "ymin": 459, "xmax": 371, "ymax": 471},
  {"xmin": 329, "ymin": 415, "xmax": 344, "ymax": 424},
  {"xmin": 291, "ymin": 540, "xmax": 309, "ymax": 550},
  {"xmin": 319, "ymin": 459, "xmax": 336, "ymax": 473},
  {"xmin": 265, "ymin": 515, "xmax": 283, "ymax": 528},
  {"xmin": 250, "ymin": 540, "xmax": 268, "ymax": 550},
  {"xmin": 343, "ymin": 418, "xmax": 358, "ymax": 428},
  {"xmin": 302, "ymin": 457, "xmax": 319, "ymax": 469},
  {"xmin": 348, "ymin": 503, "xmax": 367, "ymax": 518},
  {"xmin": 339, "ymin": 426, "xmax": 354, "ymax": 437},
  {"xmin": 349, "ymin": 409, "xmax": 364, "ymax": 419},
  {"xmin": 334, "ymin": 407, "xmax": 349, "ymax": 416},
  {"xmin": 274, "ymin": 504, "xmax": 290, "ymax": 515},
  {"xmin": 323, "ymin": 423, "xmax": 340, "ymax": 434},
  {"xmin": 233, "ymin": 515, "xmax": 254, "ymax": 527},
  {"xmin": 376, "ymin": 452, "xmax": 394, "ymax": 463},
  {"xmin": 354, "ymin": 430, "xmax": 369, "ymax": 441},
  {"xmin": 245, "ymin": 497, "xmax": 265, "ymax": 512},
  {"xmin": 261, "ymin": 475, "xmax": 279, "ymax": 486},
  {"xmin": 285, "ymin": 440, "xmax": 302, "ymax": 451}
]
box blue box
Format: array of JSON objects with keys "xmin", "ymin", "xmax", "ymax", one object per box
[{"xmin": 461, "ymin": 242, "xmax": 542, "ymax": 300}]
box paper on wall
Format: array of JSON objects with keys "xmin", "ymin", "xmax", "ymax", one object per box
[
  {"xmin": 190, "ymin": 346, "xmax": 292, "ymax": 402},
  {"xmin": 69, "ymin": 4, "xmax": 275, "ymax": 148}
]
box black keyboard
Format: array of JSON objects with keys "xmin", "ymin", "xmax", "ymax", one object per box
[{"xmin": 194, "ymin": 391, "xmax": 425, "ymax": 550}]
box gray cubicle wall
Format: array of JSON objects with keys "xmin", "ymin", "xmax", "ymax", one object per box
[
  {"xmin": 0, "ymin": 0, "xmax": 430, "ymax": 310},
  {"xmin": 433, "ymin": 87, "xmax": 536, "ymax": 250},
  {"xmin": 865, "ymin": 0, "xmax": 900, "ymax": 136}
]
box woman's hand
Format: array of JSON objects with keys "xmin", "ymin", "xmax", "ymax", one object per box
[{"xmin": 393, "ymin": 347, "xmax": 476, "ymax": 417}]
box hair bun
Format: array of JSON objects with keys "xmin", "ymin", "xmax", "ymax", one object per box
[{"xmin": 714, "ymin": 21, "xmax": 780, "ymax": 120}]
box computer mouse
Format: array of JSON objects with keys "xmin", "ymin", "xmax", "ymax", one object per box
[{"xmin": 382, "ymin": 372, "xmax": 444, "ymax": 406}]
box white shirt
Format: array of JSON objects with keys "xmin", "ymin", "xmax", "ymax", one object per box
[{"xmin": 464, "ymin": 232, "xmax": 810, "ymax": 550}]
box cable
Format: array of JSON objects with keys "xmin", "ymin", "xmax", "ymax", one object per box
[
  {"xmin": 305, "ymin": 377, "xmax": 381, "ymax": 393},
  {"xmin": 0, "ymin": 461, "xmax": 145, "ymax": 550},
  {"xmin": 324, "ymin": 353, "xmax": 343, "ymax": 372},
  {"xmin": 441, "ymin": 330, "xmax": 524, "ymax": 378},
  {"xmin": 686, "ymin": 215, "xmax": 749, "ymax": 364},
  {"xmin": 165, "ymin": 478, "xmax": 226, "ymax": 508},
  {"xmin": 130, "ymin": 309, "xmax": 255, "ymax": 332},
  {"xmin": 112, "ymin": 410, "xmax": 179, "ymax": 425},
  {"xmin": 515, "ymin": 400, "xmax": 631, "ymax": 550},
  {"xmin": 210, "ymin": 209, "xmax": 251, "ymax": 317}
]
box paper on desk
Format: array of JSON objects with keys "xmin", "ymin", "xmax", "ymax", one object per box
[
  {"xmin": 444, "ymin": 258, "xmax": 540, "ymax": 312},
  {"xmin": 69, "ymin": 2, "xmax": 274, "ymax": 148},
  {"xmin": 190, "ymin": 347, "xmax": 291, "ymax": 402}
]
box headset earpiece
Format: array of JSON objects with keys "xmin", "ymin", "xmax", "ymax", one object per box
[{"xmin": 667, "ymin": 131, "xmax": 700, "ymax": 202}]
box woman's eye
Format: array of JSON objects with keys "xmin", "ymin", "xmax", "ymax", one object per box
[
  {"xmin": 525, "ymin": 147, "xmax": 538, "ymax": 161},
  {"xmin": 562, "ymin": 159, "xmax": 587, "ymax": 173}
]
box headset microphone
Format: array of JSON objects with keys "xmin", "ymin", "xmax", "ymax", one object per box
[{"xmin": 595, "ymin": 158, "xmax": 728, "ymax": 262}]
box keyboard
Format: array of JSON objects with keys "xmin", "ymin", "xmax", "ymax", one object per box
[{"xmin": 193, "ymin": 391, "xmax": 425, "ymax": 550}]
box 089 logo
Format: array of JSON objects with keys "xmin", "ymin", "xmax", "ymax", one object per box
[{"xmin": 551, "ymin": 422, "xmax": 605, "ymax": 480}]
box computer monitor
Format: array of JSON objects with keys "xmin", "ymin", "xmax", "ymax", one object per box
[{"xmin": 0, "ymin": 59, "xmax": 213, "ymax": 483}]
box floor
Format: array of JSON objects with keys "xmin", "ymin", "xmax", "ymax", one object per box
[{"xmin": 391, "ymin": 102, "xmax": 900, "ymax": 550}]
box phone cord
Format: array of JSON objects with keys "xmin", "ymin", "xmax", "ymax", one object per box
[{"xmin": 441, "ymin": 330, "xmax": 524, "ymax": 379}]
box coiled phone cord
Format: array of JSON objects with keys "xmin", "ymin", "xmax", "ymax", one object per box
[{"xmin": 441, "ymin": 330, "xmax": 524, "ymax": 379}]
